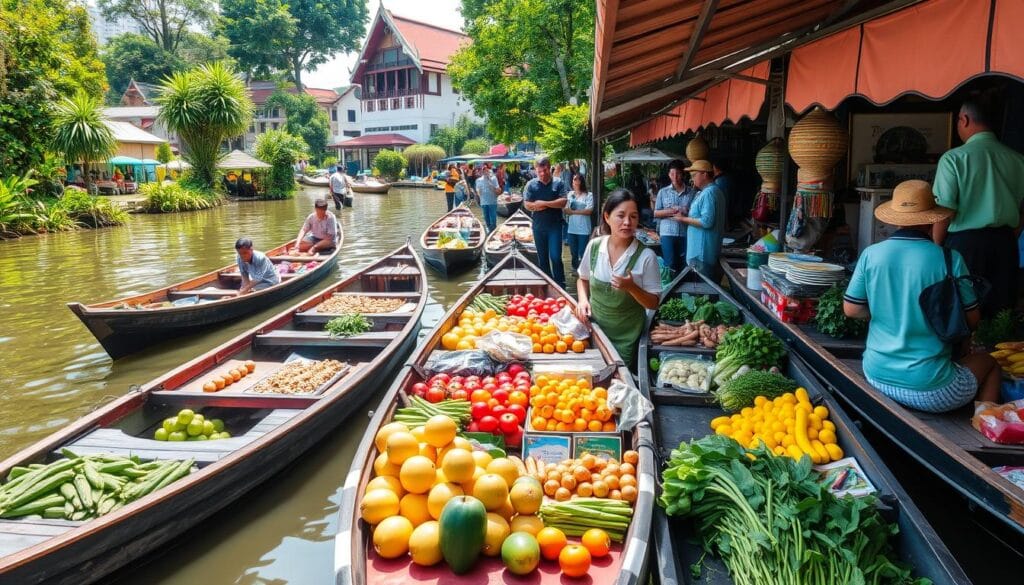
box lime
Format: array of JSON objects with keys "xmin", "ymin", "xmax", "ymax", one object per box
[
  {"xmin": 222, "ymin": 431, "xmax": 231, "ymax": 438},
  {"xmin": 196, "ymin": 434, "xmax": 208, "ymax": 441},
  {"xmin": 153, "ymin": 428, "xmax": 169, "ymax": 441},
  {"xmin": 176, "ymin": 409, "xmax": 194, "ymax": 425},
  {"xmin": 186, "ymin": 420, "xmax": 204, "ymax": 436},
  {"xmin": 162, "ymin": 418, "xmax": 177, "ymax": 433},
  {"xmin": 192, "ymin": 413, "xmax": 205, "ymax": 423},
  {"xmin": 168, "ymin": 431, "xmax": 187, "ymax": 442},
  {"xmin": 211, "ymin": 419, "xmax": 225, "ymax": 432},
  {"xmin": 202, "ymin": 420, "xmax": 215, "ymax": 436}
]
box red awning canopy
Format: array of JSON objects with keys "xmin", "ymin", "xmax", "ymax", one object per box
[{"xmin": 330, "ymin": 133, "xmax": 417, "ymax": 149}]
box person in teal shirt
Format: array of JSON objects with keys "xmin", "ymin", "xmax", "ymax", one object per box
[
  {"xmin": 680, "ymin": 160, "xmax": 725, "ymax": 279},
  {"xmin": 844, "ymin": 180, "xmax": 1000, "ymax": 413}
]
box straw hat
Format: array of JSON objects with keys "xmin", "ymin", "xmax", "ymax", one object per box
[
  {"xmin": 874, "ymin": 180, "xmax": 954, "ymax": 226},
  {"xmin": 684, "ymin": 159, "xmax": 714, "ymax": 173}
]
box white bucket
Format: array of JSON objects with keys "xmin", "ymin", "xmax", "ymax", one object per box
[{"xmin": 747, "ymin": 267, "xmax": 763, "ymax": 290}]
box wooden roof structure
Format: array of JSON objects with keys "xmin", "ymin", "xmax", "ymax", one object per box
[{"xmin": 590, "ymin": 0, "xmax": 927, "ymax": 140}]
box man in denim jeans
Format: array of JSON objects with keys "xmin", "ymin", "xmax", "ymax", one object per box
[{"xmin": 523, "ymin": 156, "xmax": 568, "ymax": 287}]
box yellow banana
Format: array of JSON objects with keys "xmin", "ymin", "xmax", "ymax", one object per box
[
  {"xmin": 996, "ymin": 342, "xmax": 1024, "ymax": 350},
  {"xmin": 991, "ymin": 349, "xmax": 1014, "ymax": 359},
  {"xmin": 1008, "ymin": 353, "xmax": 1024, "ymax": 363}
]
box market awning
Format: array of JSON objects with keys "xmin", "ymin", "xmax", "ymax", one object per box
[
  {"xmin": 108, "ymin": 156, "xmax": 143, "ymax": 165},
  {"xmin": 329, "ymin": 133, "xmax": 417, "ymax": 149},
  {"xmin": 785, "ymin": 0, "xmax": 1024, "ymax": 113},
  {"xmin": 591, "ymin": 0, "xmax": 927, "ymax": 140},
  {"xmin": 218, "ymin": 150, "xmax": 271, "ymax": 170},
  {"xmin": 609, "ymin": 146, "xmax": 684, "ymax": 163}
]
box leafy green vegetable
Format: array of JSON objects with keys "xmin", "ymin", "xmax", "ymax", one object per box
[
  {"xmin": 659, "ymin": 294, "xmax": 742, "ymax": 326},
  {"xmin": 815, "ymin": 284, "xmax": 867, "ymax": 339},
  {"xmin": 324, "ymin": 314, "xmax": 372, "ymax": 337},
  {"xmin": 712, "ymin": 325, "xmax": 786, "ymax": 387},
  {"xmin": 714, "ymin": 370, "xmax": 799, "ymax": 412},
  {"xmin": 649, "ymin": 358, "xmax": 660, "ymax": 372},
  {"xmin": 659, "ymin": 435, "xmax": 927, "ymax": 585},
  {"xmin": 657, "ymin": 297, "xmax": 693, "ymax": 322},
  {"xmin": 975, "ymin": 309, "xmax": 1020, "ymax": 348}
]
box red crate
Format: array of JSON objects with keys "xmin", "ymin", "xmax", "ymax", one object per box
[{"xmin": 760, "ymin": 280, "xmax": 818, "ymax": 324}]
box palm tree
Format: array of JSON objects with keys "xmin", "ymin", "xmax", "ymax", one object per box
[
  {"xmin": 50, "ymin": 91, "xmax": 117, "ymax": 187},
  {"xmin": 157, "ymin": 62, "xmax": 253, "ymax": 190}
]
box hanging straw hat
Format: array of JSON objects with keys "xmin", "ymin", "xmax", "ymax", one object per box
[{"xmin": 874, "ymin": 180, "xmax": 954, "ymax": 226}]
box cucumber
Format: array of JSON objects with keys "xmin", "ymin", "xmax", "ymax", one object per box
[
  {"xmin": 1, "ymin": 494, "xmax": 66, "ymax": 518},
  {"xmin": 0, "ymin": 470, "xmax": 76, "ymax": 512},
  {"xmin": 43, "ymin": 506, "xmax": 67, "ymax": 519}
]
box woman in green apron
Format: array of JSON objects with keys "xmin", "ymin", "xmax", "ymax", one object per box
[{"xmin": 575, "ymin": 189, "xmax": 663, "ymax": 369}]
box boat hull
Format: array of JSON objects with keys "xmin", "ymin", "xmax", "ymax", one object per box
[
  {"xmin": 421, "ymin": 247, "xmax": 481, "ymax": 277},
  {"xmin": 350, "ymin": 185, "xmax": 390, "ymax": 194},
  {"xmin": 497, "ymin": 199, "xmax": 522, "ymax": 217}
]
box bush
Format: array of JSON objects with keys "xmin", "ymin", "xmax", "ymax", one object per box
[
  {"xmin": 0, "ymin": 174, "xmax": 42, "ymax": 237},
  {"xmin": 322, "ymin": 156, "xmax": 338, "ymax": 168},
  {"xmin": 461, "ymin": 137, "xmax": 490, "ymax": 156},
  {"xmin": 138, "ymin": 182, "xmax": 223, "ymax": 213},
  {"xmin": 303, "ymin": 164, "xmax": 320, "ymax": 177},
  {"xmin": 255, "ymin": 130, "xmax": 307, "ymax": 199},
  {"xmin": 538, "ymin": 104, "xmax": 591, "ymax": 163},
  {"xmin": 156, "ymin": 142, "xmax": 173, "ymax": 164},
  {"xmin": 55, "ymin": 189, "xmax": 129, "ymax": 226},
  {"xmin": 372, "ymin": 149, "xmax": 406, "ymax": 181}
]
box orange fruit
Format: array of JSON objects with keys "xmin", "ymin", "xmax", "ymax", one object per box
[
  {"xmin": 555, "ymin": 341, "xmax": 568, "ymax": 353},
  {"xmin": 572, "ymin": 340, "xmax": 586, "ymax": 353},
  {"xmin": 602, "ymin": 421, "xmax": 616, "ymax": 432},
  {"xmin": 509, "ymin": 391, "xmax": 528, "ymax": 407},
  {"xmin": 214, "ymin": 376, "xmax": 226, "ymax": 389},
  {"xmin": 587, "ymin": 420, "xmax": 602, "ymax": 432},
  {"xmin": 559, "ymin": 544, "xmax": 592, "ymax": 577},
  {"xmin": 581, "ymin": 529, "xmax": 611, "ymax": 558},
  {"xmin": 561, "ymin": 334, "xmax": 574, "ymax": 345},
  {"xmin": 537, "ymin": 526, "xmax": 568, "ymax": 560},
  {"xmin": 202, "ymin": 381, "xmax": 217, "ymax": 393},
  {"xmin": 244, "ymin": 360, "xmax": 256, "ymax": 373},
  {"xmin": 441, "ymin": 332, "xmax": 460, "ymax": 350},
  {"xmin": 229, "ymin": 368, "xmax": 242, "ymax": 382},
  {"xmin": 543, "ymin": 344, "xmax": 555, "ymax": 354},
  {"xmin": 532, "ymin": 343, "xmax": 543, "ymax": 353}
]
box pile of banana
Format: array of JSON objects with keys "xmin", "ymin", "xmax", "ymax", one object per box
[{"xmin": 990, "ymin": 342, "xmax": 1024, "ymax": 377}]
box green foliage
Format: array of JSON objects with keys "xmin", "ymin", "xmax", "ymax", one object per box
[
  {"xmin": 97, "ymin": 0, "xmax": 215, "ymax": 53},
  {"xmin": 403, "ymin": 144, "xmax": 447, "ymax": 176},
  {"xmin": 0, "ymin": 174, "xmax": 41, "ymax": 237},
  {"xmin": 428, "ymin": 115, "xmax": 488, "ymax": 156},
  {"xmin": 254, "ymin": 129, "xmax": 307, "ymax": 199},
  {"xmin": 321, "ymin": 156, "xmax": 338, "ymax": 168},
  {"xmin": 450, "ymin": 0, "xmax": 594, "ymax": 144},
  {"xmin": 713, "ymin": 325, "xmax": 786, "ymax": 387},
  {"xmin": 976, "ymin": 309, "xmax": 1022, "ymax": 347},
  {"xmin": 372, "ymin": 150, "xmax": 407, "ymax": 182},
  {"xmin": 461, "ymin": 138, "xmax": 491, "ymax": 156},
  {"xmin": 157, "ymin": 62, "xmax": 254, "ymax": 190},
  {"xmin": 537, "ymin": 104, "xmax": 591, "ymax": 163},
  {"xmin": 220, "ymin": 0, "xmax": 368, "ymax": 90},
  {"xmin": 303, "ymin": 165, "xmax": 320, "ymax": 177},
  {"xmin": 102, "ymin": 31, "xmax": 232, "ymax": 102},
  {"xmin": 31, "ymin": 155, "xmax": 68, "ymax": 199},
  {"xmin": 156, "ymin": 143, "xmax": 174, "ymax": 165},
  {"xmin": 814, "ymin": 284, "xmax": 867, "ymax": 339},
  {"xmin": 53, "ymin": 190, "xmax": 129, "ymax": 228},
  {"xmin": 50, "ymin": 91, "xmax": 117, "ymax": 181},
  {"xmin": 266, "ymin": 89, "xmax": 331, "ymax": 162},
  {"xmin": 713, "ymin": 371, "xmax": 798, "ymax": 412},
  {"xmin": 138, "ymin": 182, "xmax": 223, "ymax": 213}
]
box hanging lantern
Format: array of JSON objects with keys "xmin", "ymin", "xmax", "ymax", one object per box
[
  {"xmin": 685, "ymin": 133, "xmax": 709, "ymax": 162},
  {"xmin": 755, "ymin": 138, "xmax": 785, "ymax": 193},
  {"xmin": 785, "ymin": 108, "xmax": 848, "ymax": 252}
]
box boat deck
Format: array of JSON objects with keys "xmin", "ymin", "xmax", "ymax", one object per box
[{"xmin": 0, "ymin": 518, "xmax": 81, "ymax": 558}]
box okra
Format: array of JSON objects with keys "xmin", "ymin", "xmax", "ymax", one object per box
[
  {"xmin": 1, "ymin": 470, "xmax": 76, "ymax": 512},
  {"xmin": 70, "ymin": 510, "xmax": 87, "ymax": 521},
  {"xmin": 43, "ymin": 506, "xmax": 67, "ymax": 519},
  {"xmin": 151, "ymin": 459, "xmax": 194, "ymax": 492},
  {"xmin": 73, "ymin": 475, "xmax": 94, "ymax": 510},
  {"xmin": 96, "ymin": 460, "xmax": 134, "ymax": 475},
  {"xmin": 122, "ymin": 461, "xmax": 180, "ymax": 501},
  {"xmin": 2, "ymin": 459, "xmax": 77, "ymax": 495},
  {"xmin": 82, "ymin": 462, "xmax": 104, "ymax": 491},
  {"xmin": 0, "ymin": 494, "xmax": 66, "ymax": 518},
  {"xmin": 5, "ymin": 466, "xmax": 33, "ymax": 481}
]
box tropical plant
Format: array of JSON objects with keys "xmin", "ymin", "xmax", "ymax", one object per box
[
  {"xmin": 402, "ymin": 144, "xmax": 447, "ymax": 177},
  {"xmin": 537, "ymin": 104, "xmax": 591, "ymax": 164},
  {"xmin": 255, "ymin": 129, "xmax": 307, "ymax": 199},
  {"xmin": 157, "ymin": 62, "xmax": 254, "ymax": 190},
  {"xmin": 32, "ymin": 155, "xmax": 68, "ymax": 199},
  {"xmin": 50, "ymin": 91, "xmax": 117, "ymax": 186},
  {"xmin": 0, "ymin": 175, "xmax": 41, "ymax": 238},
  {"xmin": 156, "ymin": 142, "xmax": 174, "ymax": 164},
  {"xmin": 54, "ymin": 190, "xmax": 129, "ymax": 228},
  {"xmin": 372, "ymin": 150, "xmax": 407, "ymax": 182},
  {"xmin": 461, "ymin": 137, "xmax": 491, "ymax": 156},
  {"xmin": 266, "ymin": 89, "xmax": 332, "ymax": 163},
  {"xmin": 138, "ymin": 182, "xmax": 222, "ymax": 213}
]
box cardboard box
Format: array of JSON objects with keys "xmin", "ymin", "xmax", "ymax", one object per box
[{"xmin": 760, "ymin": 281, "xmax": 818, "ymax": 324}]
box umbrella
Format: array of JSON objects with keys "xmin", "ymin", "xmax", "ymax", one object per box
[
  {"xmin": 489, "ymin": 144, "xmax": 509, "ymax": 156},
  {"xmin": 609, "ymin": 147, "xmax": 684, "ymax": 163},
  {"xmin": 217, "ymin": 150, "xmax": 271, "ymax": 170},
  {"xmin": 159, "ymin": 160, "xmax": 191, "ymax": 170},
  {"xmin": 108, "ymin": 155, "xmax": 143, "ymax": 165},
  {"xmin": 140, "ymin": 159, "xmax": 160, "ymax": 166}
]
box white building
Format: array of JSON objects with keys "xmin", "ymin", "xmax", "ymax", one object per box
[
  {"xmin": 331, "ymin": 85, "xmax": 363, "ymax": 143},
  {"xmin": 332, "ymin": 7, "xmax": 477, "ymax": 167},
  {"xmin": 86, "ymin": 4, "xmax": 145, "ymax": 45}
]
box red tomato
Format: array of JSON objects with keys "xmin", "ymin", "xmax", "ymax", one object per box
[
  {"xmin": 471, "ymin": 401, "xmax": 491, "ymax": 420},
  {"xmin": 507, "ymin": 404, "xmax": 527, "ymax": 424},
  {"xmin": 498, "ymin": 413, "xmax": 520, "ymax": 434},
  {"xmin": 463, "ymin": 380, "xmax": 481, "ymax": 393},
  {"xmin": 411, "ymin": 382, "xmax": 428, "ymax": 397},
  {"xmin": 431, "ymin": 373, "xmax": 451, "ymax": 385},
  {"xmin": 467, "ymin": 421, "xmax": 480, "ymax": 433},
  {"xmin": 478, "ymin": 416, "xmax": 499, "ymax": 433},
  {"xmin": 492, "ymin": 389, "xmax": 510, "ymax": 404},
  {"xmin": 466, "ymin": 375, "xmax": 480, "ymax": 384},
  {"xmin": 491, "ymin": 404, "xmax": 507, "ymax": 417},
  {"xmin": 449, "ymin": 388, "xmax": 468, "ymax": 401},
  {"xmin": 511, "ymin": 295, "xmax": 523, "ymax": 303},
  {"xmin": 482, "ymin": 376, "xmax": 496, "ymax": 386},
  {"xmin": 504, "ymin": 426, "xmax": 524, "ymax": 446},
  {"xmin": 447, "ymin": 381, "xmax": 464, "ymax": 392},
  {"xmin": 499, "ymin": 382, "xmax": 515, "ymax": 393},
  {"xmin": 482, "ymin": 382, "xmax": 498, "ymax": 394},
  {"xmin": 515, "ymin": 383, "xmax": 531, "ymax": 395},
  {"xmin": 425, "ymin": 387, "xmax": 446, "ymax": 403},
  {"xmin": 496, "ymin": 373, "xmax": 512, "ymax": 384},
  {"xmin": 450, "ymin": 376, "xmax": 465, "ymax": 386},
  {"xmin": 514, "ymin": 371, "xmax": 532, "ymax": 382},
  {"xmin": 507, "ymin": 364, "xmax": 525, "ymax": 376},
  {"xmin": 525, "ymin": 293, "xmax": 535, "ymax": 300}
]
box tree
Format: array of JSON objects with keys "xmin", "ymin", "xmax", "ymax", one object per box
[
  {"xmin": 372, "ymin": 150, "xmax": 407, "ymax": 182},
  {"xmin": 156, "ymin": 142, "xmax": 173, "ymax": 164},
  {"xmin": 157, "ymin": 62, "xmax": 254, "ymax": 190},
  {"xmin": 266, "ymin": 89, "xmax": 331, "ymax": 163},
  {"xmin": 450, "ymin": 0, "xmax": 594, "ymax": 144},
  {"xmin": 221, "ymin": 0, "xmax": 368, "ymax": 91},
  {"xmin": 254, "ymin": 130, "xmax": 306, "ymax": 199},
  {"xmin": 102, "ymin": 33, "xmax": 181, "ymax": 99},
  {"xmin": 50, "ymin": 91, "xmax": 118, "ymax": 184},
  {"xmin": 97, "ymin": 0, "xmax": 214, "ymax": 53},
  {"xmin": 402, "ymin": 144, "xmax": 446, "ymax": 177},
  {"xmin": 461, "ymin": 138, "xmax": 491, "ymax": 156},
  {"xmin": 537, "ymin": 104, "xmax": 590, "ymax": 163}
]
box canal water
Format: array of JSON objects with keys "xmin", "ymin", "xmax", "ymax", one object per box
[{"xmin": 0, "ymin": 186, "xmax": 559, "ymax": 584}]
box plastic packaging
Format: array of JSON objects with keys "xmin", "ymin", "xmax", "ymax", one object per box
[
  {"xmin": 971, "ymin": 399, "xmax": 1024, "ymax": 444},
  {"xmin": 551, "ymin": 305, "xmax": 590, "ymax": 340},
  {"xmin": 474, "ymin": 330, "xmax": 533, "ymax": 362},
  {"xmin": 606, "ymin": 378, "xmax": 653, "ymax": 431},
  {"xmin": 423, "ymin": 350, "xmax": 503, "ymax": 377},
  {"xmin": 656, "ymin": 354, "xmax": 713, "ymax": 393}
]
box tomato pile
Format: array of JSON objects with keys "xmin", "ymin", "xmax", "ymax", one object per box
[
  {"xmin": 442, "ymin": 295, "xmax": 588, "ymax": 355},
  {"xmin": 505, "ymin": 294, "xmax": 567, "ymax": 320}
]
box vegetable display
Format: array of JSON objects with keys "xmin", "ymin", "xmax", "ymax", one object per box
[
  {"xmin": 317, "ymin": 295, "xmax": 406, "ymax": 314},
  {"xmin": 711, "ymin": 325, "xmax": 787, "ymax": 387},
  {"xmin": 649, "ymin": 321, "xmax": 737, "ymax": 347},
  {"xmin": 469, "ymin": 294, "xmax": 509, "ymax": 314},
  {"xmin": 814, "ymin": 284, "xmax": 867, "ymax": 339},
  {"xmin": 324, "ymin": 314, "xmax": 372, "ymax": 337},
  {"xmin": 538, "ymin": 498, "xmax": 633, "ymax": 542},
  {"xmin": 659, "ymin": 436, "xmax": 925, "ymax": 585},
  {"xmin": 392, "ymin": 397, "xmax": 472, "ymax": 428},
  {"xmin": 656, "ymin": 357, "xmax": 711, "ymax": 391},
  {"xmin": 0, "ymin": 450, "xmax": 193, "ymax": 521},
  {"xmin": 714, "ymin": 370, "xmax": 799, "ymax": 412},
  {"xmin": 657, "ymin": 294, "xmax": 741, "ymax": 326}
]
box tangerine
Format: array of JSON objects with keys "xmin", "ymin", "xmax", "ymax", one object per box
[
  {"xmin": 571, "ymin": 340, "xmax": 586, "ymax": 353},
  {"xmin": 558, "ymin": 544, "xmax": 592, "ymax": 577},
  {"xmin": 536, "ymin": 527, "xmax": 568, "ymax": 560},
  {"xmin": 581, "ymin": 528, "xmax": 611, "ymax": 558}
]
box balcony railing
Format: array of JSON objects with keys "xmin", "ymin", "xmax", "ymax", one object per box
[
  {"xmin": 366, "ymin": 57, "xmax": 415, "ymax": 72},
  {"xmin": 362, "ymin": 88, "xmax": 422, "ymax": 100}
]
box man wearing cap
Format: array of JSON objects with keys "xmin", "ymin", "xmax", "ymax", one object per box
[
  {"xmin": 523, "ymin": 156, "xmax": 568, "ymax": 287},
  {"xmin": 653, "ymin": 159, "xmax": 693, "ymax": 275},
  {"xmin": 292, "ymin": 198, "xmax": 340, "ymax": 255},
  {"xmin": 677, "ymin": 160, "xmax": 726, "ymax": 279},
  {"xmin": 844, "ymin": 180, "xmax": 1000, "ymax": 413},
  {"xmin": 933, "ymin": 94, "xmax": 1024, "ymax": 316}
]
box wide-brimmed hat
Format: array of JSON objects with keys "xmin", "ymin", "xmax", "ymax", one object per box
[
  {"xmin": 685, "ymin": 159, "xmax": 714, "ymax": 173},
  {"xmin": 874, "ymin": 180, "xmax": 954, "ymax": 226}
]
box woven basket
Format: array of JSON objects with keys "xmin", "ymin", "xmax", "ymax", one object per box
[
  {"xmin": 755, "ymin": 138, "xmax": 785, "ymax": 182},
  {"xmin": 685, "ymin": 134, "xmax": 709, "ymax": 162},
  {"xmin": 788, "ymin": 107, "xmax": 848, "ymax": 175}
]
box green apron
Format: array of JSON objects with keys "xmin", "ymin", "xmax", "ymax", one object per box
[{"xmin": 588, "ymin": 237, "xmax": 647, "ymax": 368}]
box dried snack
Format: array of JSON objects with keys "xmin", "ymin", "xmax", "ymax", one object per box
[
  {"xmin": 251, "ymin": 359, "xmax": 346, "ymax": 394},
  {"xmin": 316, "ymin": 295, "xmax": 405, "ymax": 314}
]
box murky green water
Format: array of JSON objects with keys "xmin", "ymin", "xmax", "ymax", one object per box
[{"xmin": 0, "ymin": 186, "xmax": 539, "ymax": 584}]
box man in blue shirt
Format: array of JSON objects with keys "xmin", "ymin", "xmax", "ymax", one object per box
[
  {"xmin": 476, "ymin": 164, "xmax": 500, "ymax": 233},
  {"xmin": 653, "ymin": 159, "xmax": 693, "ymax": 274},
  {"xmin": 235, "ymin": 238, "xmax": 281, "ymax": 295},
  {"xmin": 523, "ymin": 156, "xmax": 568, "ymax": 287},
  {"xmin": 680, "ymin": 160, "xmax": 725, "ymax": 279}
]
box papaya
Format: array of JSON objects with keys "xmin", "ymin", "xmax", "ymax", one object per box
[{"xmin": 438, "ymin": 495, "xmax": 487, "ymax": 574}]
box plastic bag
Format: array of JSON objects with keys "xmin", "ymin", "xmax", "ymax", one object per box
[
  {"xmin": 423, "ymin": 350, "xmax": 503, "ymax": 377},
  {"xmin": 971, "ymin": 399, "xmax": 1024, "ymax": 444},
  {"xmin": 551, "ymin": 306, "xmax": 590, "ymax": 340},
  {"xmin": 606, "ymin": 378, "xmax": 652, "ymax": 431},
  {"xmin": 656, "ymin": 354, "xmax": 713, "ymax": 393},
  {"xmin": 475, "ymin": 330, "xmax": 533, "ymax": 362}
]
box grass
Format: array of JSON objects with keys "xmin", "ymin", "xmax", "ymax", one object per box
[{"xmin": 138, "ymin": 182, "xmax": 224, "ymax": 213}]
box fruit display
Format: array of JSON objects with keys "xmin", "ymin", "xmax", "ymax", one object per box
[
  {"xmin": 528, "ymin": 375, "xmax": 615, "ymax": 433},
  {"xmin": 468, "ymin": 293, "xmax": 508, "ymax": 314},
  {"xmin": 991, "ymin": 342, "xmax": 1024, "ymax": 377},
  {"xmin": 392, "ymin": 396, "xmax": 472, "ymax": 428},
  {"xmin": 153, "ymin": 409, "xmax": 231, "ymax": 441},
  {"xmin": 316, "ymin": 295, "xmax": 406, "ymax": 314},
  {"xmin": 250, "ymin": 358, "xmax": 346, "ymax": 394},
  {"xmin": 505, "ymin": 294, "xmax": 566, "ymax": 319},
  {"xmin": 441, "ymin": 306, "xmax": 587, "ymax": 354},
  {"xmin": 709, "ymin": 387, "xmax": 844, "ymax": 464},
  {"xmin": 0, "ymin": 450, "xmax": 193, "ymax": 521},
  {"xmin": 199, "ymin": 360, "xmax": 256, "ymax": 392},
  {"xmin": 523, "ymin": 452, "xmax": 639, "ymax": 503}
]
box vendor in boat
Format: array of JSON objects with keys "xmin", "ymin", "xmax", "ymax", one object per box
[
  {"xmin": 843, "ymin": 180, "xmax": 1001, "ymax": 413},
  {"xmin": 292, "ymin": 197, "xmax": 339, "ymax": 255},
  {"xmin": 234, "ymin": 238, "xmax": 280, "ymax": 295},
  {"xmin": 575, "ymin": 189, "xmax": 662, "ymax": 368}
]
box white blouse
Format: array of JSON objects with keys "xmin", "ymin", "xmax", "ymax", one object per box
[{"xmin": 578, "ymin": 237, "xmax": 662, "ymax": 296}]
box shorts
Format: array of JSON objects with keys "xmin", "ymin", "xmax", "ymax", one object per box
[
  {"xmin": 303, "ymin": 234, "xmax": 323, "ymax": 244},
  {"xmin": 867, "ymin": 364, "xmax": 977, "ymax": 413}
]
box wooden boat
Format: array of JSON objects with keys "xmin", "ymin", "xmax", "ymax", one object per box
[
  {"xmin": 334, "ymin": 253, "xmax": 655, "ymax": 585},
  {"xmin": 0, "ymin": 245, "xmax": 427, "ymax": 585},
  {"xmin": 483, "ymin": 209, "xmax": 538, "ymax": 267},
  {"xmin": 350, "ymin": 179, "xmax": 391, "ymax": 195},
  {"xmin": 68, "ymin": 239, "xmax": 342, "ymax": 359},
  {"xmin": 300, "ymin": 174, "xmax": 330, "ymax": 187},
  {"xmin": 639, "ymin": 268, "xmax": 969, "ymax": 585},
  {"xmin": 719, "ymin": 258, "xmax": 1024, "ymax": 539},
  {"xmin": 496, "ymin": 193, "xmax": 523, "ymax": 217},
  {"xmin": 391, "ymin": 180, "xmax": 436, "ymax": 189},
  {"xmin": 419, "ymin": 207, "xmax": 484, "ymax": 277}
]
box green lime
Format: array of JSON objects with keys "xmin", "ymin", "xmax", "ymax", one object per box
[
  {"xmin": 211, "ymin": 419, "xmax": 225, "ymax": 432},
  {"xmin": 162, "ymin": 418, "xmax": 177, "ymax": 433},
  {"xmin": 176, "ymin": 409, "xmax": 194, "ymax": 426},
  {"xmin": 168, "ymin": 431, "xmax": 187, "ymax": 442},
  {"xmin": 196, "ymin": 434, "xmax": 208, "ymax": 441},
  {"xmin": 186, "ymin": 420, "xmax": 204, "ymax": 436},
  {"xmin": 153, "ymin": 428, "xmax": 169, "ymax": 441},
  {"xmin": 202, "ymin": 420, "xmax": 215, "ymax": 436}
]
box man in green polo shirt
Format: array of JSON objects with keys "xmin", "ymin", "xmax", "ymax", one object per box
[{"xmin": 933, "ymin": 93, "xmax": 1024, "ymax": 316}]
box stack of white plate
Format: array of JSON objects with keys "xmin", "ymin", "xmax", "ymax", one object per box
[
  {"xmin": 767, "ymin": 252, "xmax": 822, "ymax": 273},
  {"xmin": 786, "ymin": 262, "xmax": 846, "ymax": 286}
]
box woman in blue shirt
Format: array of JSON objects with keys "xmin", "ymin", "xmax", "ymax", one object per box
[{"xmin": 564, "ymin": 173, "xmax": 594, "ymax": 271}]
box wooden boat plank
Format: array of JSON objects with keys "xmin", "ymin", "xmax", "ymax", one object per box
[
  {"xmin": 254, "ymin": 330, "xmax": 399, "ymax": 348},
  {"xmin": 167, "ymin": 289, "xmax": 237, "ymax": 300},
  {"xmin": 293, "ymin": 311, "xmax": 413, "ymax": 326},
  {"xmin": 363, "ymin": 266, "xmax": 419, "ymax": 277},
  {"xmin": 268, "ymin": 255, "xmax": 335, "ymax": 263},
  {"xmin": 329, "ymin": 291, "xmax": 420, "ymax": 298}
]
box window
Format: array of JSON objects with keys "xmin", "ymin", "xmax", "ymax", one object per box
[
  {"xmin": 427, "ymin": 73, "xmax": 439, "ymax": 94},
  {"xmin": 379, "ymin": 99, "xmax": 388, "ymax": 111},
  {"xmin": 343, "ymin": 130, "xmax": 361, "ymax": 137},
  {"xmin": 259, "ymin": 122, "xmax": 267, "ymax": 133},
  {"xmin": 248, "ymin": 124, "xmax": 255, "ymax": 134},
  {"xmin": 272, "ymin": 122, "xmax": 279, "ymax": 130},
  {"xmin": 430, "ymin": 124, "xmax": 439, "ymax": 136},
  {"xmin": 347, "ymin": 109, "xmax": 356, "ymax": 122},
  {"xmin": 272, "ymin": 108, "xmax": 281, "ymax": 118},
  {"xmin": 405, "ymin": 97, "xmax": 416, "ymax": 109},
  {"xmin": 391, "ymin": 98, "xmax": 401, "ymax": 110},
  {"xmin": 366, "ymin": 101, "xmax": 375, "ymax": 112},
  {"xmin": 331, "ymin": 109, "xmax": 338, "ymax": 121}
]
